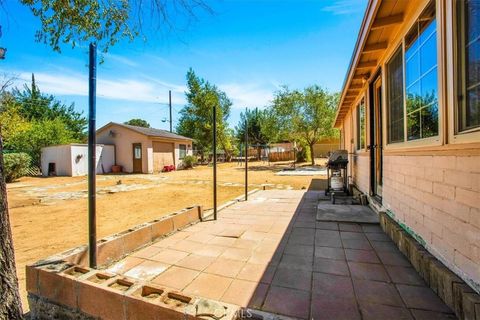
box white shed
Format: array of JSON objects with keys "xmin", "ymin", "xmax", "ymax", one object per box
[{"xmin": 41, "ymin": 144, "xmax": 115, "ymax": 177}]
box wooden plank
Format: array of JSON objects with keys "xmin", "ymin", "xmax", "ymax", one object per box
[
  {"xmin": 350, "ymin": 84, "xmax": 363, "ymax": 89},
  {"xmin": 357, "ymin": 60, "xmax": 377, "ymax": 68},
  {"xmin": 371, "ymin": 14, "xmax": 404, "ymax": 30},
  {"xmin": 363, "ymin": 42, "xmax": 388, "ymax": 53},
  {"xmin": 353, "ymin": 73, "xmax": 369, "ymax": 80}
]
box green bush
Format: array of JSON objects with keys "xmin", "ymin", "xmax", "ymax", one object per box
[
  {"xmin": 182, "ymin": 155, "xmax": 197, "ymax": 169},
  {"xmin": 3, "ymin": 152, "xmax": 32, "ymax": 182}
]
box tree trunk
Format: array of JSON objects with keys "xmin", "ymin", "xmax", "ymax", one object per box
[
  {"xmin": 256, "ymin": 146, "xmax": 261, "ymax": 161},
  {"xmin": 309, "ymin": 142, "xmax": 315, "ymax": 165},
  {"xmin": 0, "ymin": 133, "xmax": 23, "ymax": 320}
]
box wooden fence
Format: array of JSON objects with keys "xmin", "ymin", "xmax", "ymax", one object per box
[{"xmin": 268, "ymin": 151, "xmax": 295, "ymax": 162}]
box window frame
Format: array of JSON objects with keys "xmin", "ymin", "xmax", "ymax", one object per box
[
  {"xmin": 383, "ymin": 0, "xmax": 444, "ymax": 150},
  {"xmin": 449, "ymin": 0, "xmax": 480, "ymax": 144},
  {"xmin": 386, "ymin": 45, "xmax": 405, "ymax": 144},
  {"xmin": 179, "ymin": 144, "xmax": 187, "ymax": 160},
  {"xmin": 356, "ymin": 98, "xmax": 367, "ymax": 151}
]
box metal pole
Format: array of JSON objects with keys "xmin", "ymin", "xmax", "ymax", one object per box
[
  {"xmin": 244, "ymin": 108, "xmax": 248, "ymax": 201},
  {"xmin": 88, "ymin": 43, "xmax": 97, "ymax": 269},
  {"xmin": 213, "ymin": 104, "xmax": 217, "ymax": 220},
  {"xmin": 169, "ymin": 90, "xmax": 172, "ymax": 133}
]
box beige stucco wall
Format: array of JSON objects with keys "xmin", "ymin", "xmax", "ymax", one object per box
[
  {"xmin": 97, "ymin": 126, "xmax": 152, "ymax": 173},
  {"xmin": 97, "ymin": 124, "xmax": 193, "ymax": 173}
]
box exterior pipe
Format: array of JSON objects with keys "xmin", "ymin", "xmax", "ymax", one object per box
[{"xmin": 88, "ymin": 43, "xmax": 97, "ymax": 269}]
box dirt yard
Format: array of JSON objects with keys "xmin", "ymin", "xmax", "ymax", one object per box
[{"xmin": 6, "ymin": 161, "xmax": 327, "ymax": 310}]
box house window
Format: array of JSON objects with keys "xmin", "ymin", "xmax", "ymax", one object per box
[
  {"xmin": 457, "ymin": 0, "xmax": 480, "ymax": 132},
  {"xmin": 356, "ymin": 99, "xmax": 366, "ymax": 150},
  {"xmin": 179, "ymin": 144, "xmax": 187, "ymax": 159},
  {"xmin": 387, "ymin": 47, "xmax": 405, "ymax": 143},
  {"xmin": 405, "ymin": 2, "xmax": 438, "ymax": 141}
]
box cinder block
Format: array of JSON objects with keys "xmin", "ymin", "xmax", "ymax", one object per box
[
  {"xmin": 38, "ymin": 268, "xmax": 77, "ymax": 309},
  {"xmin": 26, "ymin": 265, "xmax": 39, "ymax": 295},
  {"xmin": 429, "ymin": 259, "xmax": 447, "ymax": 294},
  {"xmin": 462, "ymin": 292, "xmax": 480, "ymax": 320},
  {"xmin": 151, "ymin": 218, "xmax": 174, "ymax": 240},
  {"xmin": 77, "ymin": 278, "xmax": 127, "ymax": 320},
  {"xmin": 419, "ymin": 252, "xmax": 435, "ymax": 286},
  {"xmin": 453, "ymin": 283, "xmax": 475, "ymax": 319},
  {"xmin": 122, "ymin": 225, "xmax": 153, "ymax": 255},
  {"xmin": 439, "ymin": 270, "xmax": 464, "ymax": 310},
  {"xmin": 97, "ymin": 239, "xmax": 126, "ymax": 267},
  {"xmin": 172, "ymin": 211, "xmax": 191, "ymax": 230}
]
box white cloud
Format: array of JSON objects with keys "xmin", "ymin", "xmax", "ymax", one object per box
[
  {"xmin": 321, "ymin": 0, "xmax": 363, "ymax": 15},
  {"xmin": 219, "ymin": 83, "xmax": 273, "ymax": 109}
]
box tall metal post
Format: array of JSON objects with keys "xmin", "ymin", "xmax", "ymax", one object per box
[
  {"xmin": 244, "ymin": 108, "xmax": 248, "ymax": 201},
  {"xmin": 169, "ymin": 90, "xmax": 172, "ymax": 133},
  {"xmin": 88, "ymin": 43, "xmax": 97, "ymax": 268},
  {"xmin": 213, "ymin": 104, "xmax": 217, "ymax": 220}
]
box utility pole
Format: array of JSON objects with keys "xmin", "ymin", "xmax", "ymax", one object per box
[
  {"xmin": 213, "ymin": 104, "xmax": 217, "ymax": 220},
  {"xmin": 169, "ymin": 90, "xmax": 172, "ymax": 133},
  {"xmin": 88, "ymin": 43, "xmax": 97, "ymax": 269},
  {"xmin": 245, "ymin": 107, "xmax": 248, "ymax": 201}
]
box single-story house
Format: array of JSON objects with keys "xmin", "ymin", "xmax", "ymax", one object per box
[
  {"xmin": 96, "ymin": 122, "xmax": 193, "ymax": 173},
  {"xmin": 335, "ymin": 0, "xmax": 479, "ymax": 292},
  {"xmin": 312, "ymin": 137, "xmax": 340, "ymax": 158},
  {"xmin": 41, "ymin": 144, "xmax": 115, "ymax": 177}
]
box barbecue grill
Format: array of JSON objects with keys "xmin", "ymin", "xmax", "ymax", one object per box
[{"xmin": 325, "ymin": 150, "xmax": 349, "ymax": 204}]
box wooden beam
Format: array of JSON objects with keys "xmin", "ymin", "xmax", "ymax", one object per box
[
  {"xmin": 371, "ymin": 14, "xmax": 404, "ymax": 30},
  {"xmin": 350, "ymin": 84, "xmax": 363, "ymax": 89},
  {"xmin": 353, "ymin": 74, "xmax": 369, "ymax": 80},
  {"xmin": 363, "ymin": 42, "xmax": 388, "ymax": 53},
  {"xmin": 357, "ymin": 60, "xmax": 377, "ymax": 68}
]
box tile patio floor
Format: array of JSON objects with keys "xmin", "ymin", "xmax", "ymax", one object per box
[{"xmin": 105, "ymin": 190, "xmax": 456, "ymax": 319}]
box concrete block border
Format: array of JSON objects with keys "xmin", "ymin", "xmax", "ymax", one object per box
[{"xmin": 379, "ymin": 212, "xmax": 480, "ymax": 320}]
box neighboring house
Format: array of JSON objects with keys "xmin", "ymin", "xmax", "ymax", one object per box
[
  {"xmin": 96, "ymin": 122, "xmax": 193, "ymax": 173},
  {"xmin": 335, "ymin": 1, "xmax": 479, "ymax": 292},
  {"xmin": 312, "ymin": 137, "xmax": 340, "ymax": 158},
  {"xmin": 41, "ymin": 144, "xmax": 115, "ymax": 177},
  {"xmin": 269, "ymin": 142, "xmax": 294, "ymax": 153}
]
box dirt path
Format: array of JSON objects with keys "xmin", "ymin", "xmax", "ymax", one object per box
[{"xmin": 7, "ymin": 161, "xmax": 326, "ymax": 310}]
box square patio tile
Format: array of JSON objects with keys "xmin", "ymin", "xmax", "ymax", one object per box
[
  {"xmin": 106, "ymin": 256, "xmax": 144, "ymax": 274},
  {"xmin": 169, "ymin": 240, "xmax": 203, "ymax": 253},
  {"xmin": 316, "ymin": 230, "xmax": 341, "ymax": 238},
  {"xmin": 311, "ymin": 295, "xmax": 360, "ymax": 320},
  {"xmin": 272, "ymin": 267, "xmax": 312, "ymax": 291},
  {"xmin": 221, "ymin": 279, "xmax": 268, "ymax": 308},
  {"xmin": 195, "ymin": 244, "xmax": 228, "ymax": 258},
  {"xmin": 410, "ymin": 309, "xmax": 456, "ymax": 320},
  {"xmin": 366, "ymin": 232, "xmax": 391, "ymax": 242},
  {"xmin": 313, "ymin": 257, "xmax": 350, "ymax": 276},
  {"xmin": 284, "ymin": 244, "xmax": 314, "ymax": 257},
  {"xmin": 345, "ymin": 249, "xmax": 380, "ymax": 264},
  {"xmin": 184, "ymin": 273, "xmax": 233, "ymax": 300},
  {"xmin": 385, "ymin": 266, "xmax": 425, "ymax": 286},
  {"xmin": 174, "ymin": 254, "xmax": 215, "ymax": 271},
  {"xmin": 186, "ymin": 233, "xmax": 216, "ymax": 244},
  {"xmin": 316, "ymin": 222, "xmax": 339, "ymax": 230},
  {"xmin": 131, "ymin": 245, "xmax": 163, "ymax": 259},
  {"xmin": 208, "ymin": 236, "xmax": 237, "ymax": 247},
  {"xmin": 204, "ymin": 257, "xmax": 245, "ymax": 278},
  {"xmin": 396, "ymin": 284, "xmax": 452, "ymax": 313},
  {"xmin": 279, "ymin": 254, "xmax": 313, "ymax": 271},
  {"xmin": 123, "ymin": 260, "xmax": 169, "ymax": 280},
  {"xmin": 314, "ymin": 247, "xmax": 346, "ymax": 260},
  {"xmin": 315, "ymin": 236, "xmax": 343, "ymax": 248},
  {"xmin": 361, "ymin": 225, "xmax": 384, "ymax": 233},
  {"xmin": 339, "ymin": 223, "xmax": 363, "ymax": 232},
  {"xmin": 371, "ymin": 240, "xmax": 398, "ymax": 252},
  {"xmin": 348, "ymin": 262, "xmax": 390, "ymax": 282},
  {"xmin": 152, "ymin": 266, "xmax": 199, "ymax": 290},
  {"xmin": 354, "ymin": 279, "xmax": 404, "ymax": 307},
  {"xmin": 342, "ymin": 239, "xmax": 372, "ymax": 250},
  {"xmin": 237, "ymin": 263, "xmax": 276, "ymax": 283},
  {"xmin": 360, "ymin": 302, "xmax": 413, "ymax": 320},
  {"xmin": 288, "ymin": 233, "xmax": 315, "ymax": 245},
  {"xmin": 248, "ymin": 251, "xmax": 278, "ymax": 265},
  {"xmin": 220, "ymin": 247, "xmax": 252, "ymax": 262},
  {"xmin": 377, "ymin": 251, "xmax": 411, "ymax": 267},
  {"xmin": 263, "ymin": 286, "xmax": 310, "ymax": 319},
  {"xmin": 232, "ymin": 239, "xmax": 259, "ymax": 250},
  {"xmin": 312, "ymin": 272, "xmax": 355, "ymax": 299},
  {"xmin": 340, "ymin": 232, "xmax": 367, "ymax": 240}
]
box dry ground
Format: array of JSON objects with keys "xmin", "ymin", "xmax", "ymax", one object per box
[{"xmin": 6, "ymin": 160, "xmax": 327, "ymax": 310}]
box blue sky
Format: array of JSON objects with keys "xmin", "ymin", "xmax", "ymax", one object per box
[{"xmin": 0, "ymin": 0, "xmax": 367, "ymax": 131}]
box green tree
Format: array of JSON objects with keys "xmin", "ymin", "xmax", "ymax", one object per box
[
  {"xmin": 13, "ymin": 74, "xmax": 87, "ymax": 141},
  {"xmin": 270, "ymin": 85, "xmax": 339, "ymax": 165},
  {"xmin": 124, "ymin": 118, "xmax": 150, "ymax": 128},
  {"xmin": 176, "ymin": 69, "xmax": 233, "ymax": 161},
  {"xmin": 235, "ymin": 108, "xmax": 269, "ymax": 160}
]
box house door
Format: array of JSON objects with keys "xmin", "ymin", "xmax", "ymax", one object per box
[
  {"xmin": 132, "ymin": 143, "xmax": 142, "ymax": 173},
  {"xmin": 370, "ymin": 76, "xmax": 383, "ymax": 200}
]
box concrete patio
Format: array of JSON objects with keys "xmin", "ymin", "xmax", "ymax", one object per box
[{"xmin": 101, "ymin": 190, "xmax": 455, "ymax": 319}]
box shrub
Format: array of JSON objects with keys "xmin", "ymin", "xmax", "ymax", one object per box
[
  {"xmin": 3, "ymin": 152, "xmax": 32, "ymax": 182},
  {"xmin": 182, "ymin": 155, "xmax": 197, "ymax": 169}
]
